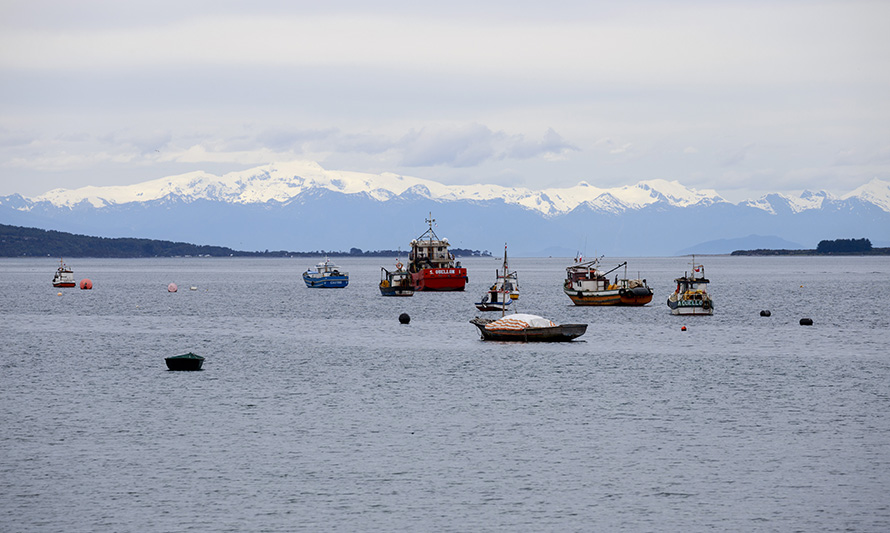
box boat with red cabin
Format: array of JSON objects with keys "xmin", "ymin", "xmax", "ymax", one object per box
[{"xmin": 407, "ymin": 214, "xmax": 468, "ymax": 291}]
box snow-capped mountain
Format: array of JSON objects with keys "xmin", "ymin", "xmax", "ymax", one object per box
[
  {"xmin": 3, "ymin": 161, "xmax": 889, "ymax": 256},
  {"xmin": 28, "ymin": 161, "xmax": 726, "ymax": 216},
  {"xmin": 741, "ymin": 190, "xmax": 834, "ymax": 215}
]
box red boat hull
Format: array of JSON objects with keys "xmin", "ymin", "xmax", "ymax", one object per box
[{"xmin": 411, "ymin": 268, "xmax": 467, "ymax": 291}]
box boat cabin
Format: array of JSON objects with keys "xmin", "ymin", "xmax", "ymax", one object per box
[{"xmin": 565, "ymin": 262, "xmax": 614, "ymax": 292}]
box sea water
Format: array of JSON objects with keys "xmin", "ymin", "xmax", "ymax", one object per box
[{"xmin": 1, "ymin": 256, "xmax": 889, "ymax": 532}]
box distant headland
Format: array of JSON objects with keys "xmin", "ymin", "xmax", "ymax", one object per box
[
  {"xmin": 732, "ymin": 238, "xmax": 890, "ymax": 256},
  {"xmin": 0, "ymin": 224, "xmax": 491, "ymax": 258}
]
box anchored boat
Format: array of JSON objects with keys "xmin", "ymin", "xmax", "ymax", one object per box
[
  {"xmin": 380, "ymin": 260, "xmax": 414, "ymax": 296},
  {"xmin": 667, "ymin": 257, "xmax": 714, "ymax": 315},
  {"xmin": 407, "ymin": 213, "xmax": 468, "ymax": 291},
  {"xmin": 303, "ymin": 257, "xmax": 349, "ymax": 288},
  {"xmin": 475, "ymin": 243, "xmax": 519, "ymax": 312},
  {"xmin": 165, "ymin": 352, "xmax": 205, "ymax": 371},
  {"xmin": 52, "ymin": 258, "xmax": 76, "ymax": 288},
  {"xmin": 563, "ymin": 257, "xmax": 653, "ymax": 306},
  {"xmin": 470, "ymin": 314, "xmax": 587, "ymax": 342}
]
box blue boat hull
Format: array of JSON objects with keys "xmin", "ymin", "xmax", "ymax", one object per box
[{"xmin": 303, "ymin": 274, "xmax": 349, "ymax": 288}]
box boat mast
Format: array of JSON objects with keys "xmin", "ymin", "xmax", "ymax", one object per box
[{"xmin": 426, "ymin": 212, "xmax": 436, "ymax": 243}]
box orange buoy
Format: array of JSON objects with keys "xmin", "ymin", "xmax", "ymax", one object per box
[
  {"xmin": 681, "ymin": 326, "xmax": 687, "ymax": 331},
  {"xmin": 167, "ymin": 283, "xmax": 178, "ymax": 292},
  {"xmin": 80, "ymin": 278, "xmax": 93, "ymax": 290},
  {"xmin": 57, "ymin": 292, "xmax": 62, "ymax": 296}
]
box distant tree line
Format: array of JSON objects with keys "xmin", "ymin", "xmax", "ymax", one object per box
[
  {"xmin": 347, "ymin": 247, "xmax": 490, "ymax": 257},
  {"xmin": 732, "ymin": 237, "xmax": 887, "ymax": 256},
  {"xmin": 815, "ymin": 238, "xmax": 871, "ymax": 254},
  {"xmin": 0, "ymin": 224, "xmax": 492, "ymax": 258}
]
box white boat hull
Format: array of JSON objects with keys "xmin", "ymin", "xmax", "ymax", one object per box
[{"xmin": 669, "ymin": 305, "xmax": 714, "ymax": 316}]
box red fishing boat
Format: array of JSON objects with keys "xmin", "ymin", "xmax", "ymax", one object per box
[{"xmin": 407, "ymin": 214, "xmax": 468, "ymax": 291}]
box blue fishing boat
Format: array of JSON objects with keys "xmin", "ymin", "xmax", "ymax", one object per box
[{"xmin": 303, "ymin": 257, "xmax": 349, "ymax": 288}]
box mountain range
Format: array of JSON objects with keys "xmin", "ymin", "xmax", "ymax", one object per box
[{"xmin": 2, "ymin": 161, "xmax": 889, "ymax": 256}]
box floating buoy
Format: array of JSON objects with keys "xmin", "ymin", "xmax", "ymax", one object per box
[
  {"xmin": 57, "ymin": 292, "xmax": 62, "ymax": 296},
  {"xmin": 167, "ymin": 283, "xmax": 178, "ymax": 293},
  {"xmin": 681, "ymin": 326, "xmax": 687, "ymax": 331},
  {"xmin": 760, "ymin": 310, "xmax": 771, "ymax": 317},
  {"xmin": 800, "ymin": 318, "xmax": 813, "ymax": 326},
  {"xmin": 189, "ymin": 286, "xmax": 197, "ymax": 291},
  {"xmin": 80, "ymin": 278, "xmax": 93, "ymax": 290},
  {"xmin": 399, "ymin": 313, "xmax": 410, "ymax": 324}
]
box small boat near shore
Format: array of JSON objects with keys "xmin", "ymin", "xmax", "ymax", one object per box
[
  {"xmin": 470, "ymin": 314, "xmax": 587, "ymax": 342},
  {"xmin": 667, "ymin": 257, "xmax": 714, "ymax": 315},
  {"xmin": 303, "ymin": 257, "xmax": 349, "ymax": 288},
  {"xmin": 564, "ymin": 257, "xmax": 653, "ymax": 306},
  {"xmin": 379, "ymin": 260, "xmax": 414, "ymax": 296},
  {"xmin": 475, "ymin": 243, "xmax": 519, "ymax": 311},
  {"xmin": 52, "ymin": 258, "xmax": 76, "ymax": 288}
]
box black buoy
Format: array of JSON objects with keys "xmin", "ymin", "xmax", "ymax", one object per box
[
  {"xmin": 800, "ymin": 317, "xmax": 813, "ymax": 326},
  {"xmin": 760, "ymin": 310, "xmax": 771, "ymax": 317},
  {"xmin": 399, "ymin": 313, "xmax": 410, "ymax": 324}
]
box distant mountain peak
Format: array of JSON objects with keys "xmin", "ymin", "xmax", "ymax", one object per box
[
  {"xmin": 843, "ymin": 177, "xmax": 890, "ymax": 212},
  {"xmin": 22, "ymin": 160, "xmax": 731, "ymax": 216},
  {"xmin": 13, "ymin": 161, "xmax": 890, "ymax": 218}
]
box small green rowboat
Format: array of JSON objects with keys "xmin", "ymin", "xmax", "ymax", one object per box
[{"xmin": 165, "ymin": 352, "xmax": 205, "ymax": 371}]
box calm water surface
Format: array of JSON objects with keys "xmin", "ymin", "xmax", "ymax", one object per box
[{"xmin": 2, "ymin": 256, "xmax": 889, "ymax": 532}]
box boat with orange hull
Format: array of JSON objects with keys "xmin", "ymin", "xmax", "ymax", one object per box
[
  {"xmin": 52, "ymin": 258, "xmax": 76, "ymax": 288},
  {"xmin": 563, "ymin": 257, "xmax": 653, "ymax": 306},
  {"xmin": 407, "ymin": 214, "xmax": 468, "ymax": 292}
]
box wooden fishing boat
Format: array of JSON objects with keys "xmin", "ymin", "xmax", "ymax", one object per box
[
  {"xmin": 470, "ymin": 314, "xmax": 587, "ymax": 342},
  {"xmin": 563, "ymin": 257, "xmax": 653, "ymax": 306}
]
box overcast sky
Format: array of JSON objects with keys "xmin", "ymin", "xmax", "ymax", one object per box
[{"xmin": 1, "ymin": 0, "xmax": 887, "ymax": 202}]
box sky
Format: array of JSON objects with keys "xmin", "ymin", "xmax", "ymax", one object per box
[{"xmin": 1, "ymin": 0, "xmax": 888, "ymax": 203}]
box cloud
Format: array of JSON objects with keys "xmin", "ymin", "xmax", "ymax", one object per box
[
  {"xmin": 507, "ymin": 128, "xmax": 578, "ymax": 160},
  {"xmin": 721, "ymin": 144, "xmax": 755, "ymax": 167},
  {"xmin": 397, "ymin": 124, "xmax": 495, "ymax": 167},
  {"xmin": 99, "ymin": 130, "xmax": 173, "ymax": 154},
  {"xmin": 395, "ymin": 125, "xmax": 577, "ymax": 168},
  {"xmin": 4, "ymin": 2, "xmax": 887, "ymax": 89}
]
